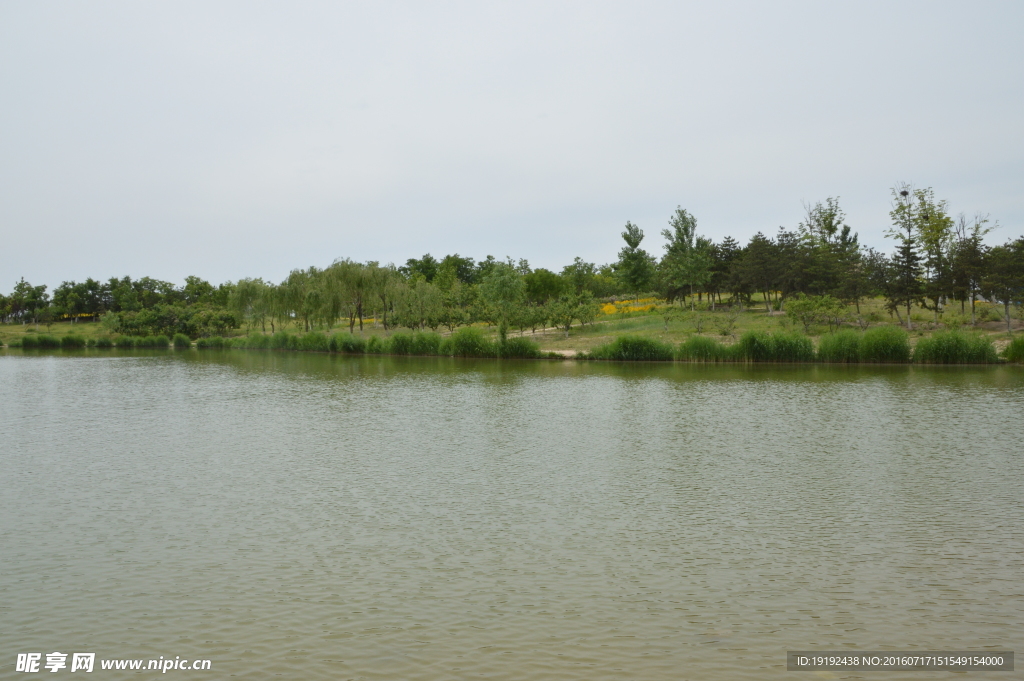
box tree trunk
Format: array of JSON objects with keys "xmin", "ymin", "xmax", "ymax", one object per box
[{"xmin": 1007, "ymin": 302, "xmax": 1012, "ymax": 335}]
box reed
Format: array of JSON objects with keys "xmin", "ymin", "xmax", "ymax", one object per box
[
  {"xmin": 329, "ymin": 333, "xmax": 366, "ymax": 354},
  {"xmin": 196, "ymin": 336, "xmax": 227, "ymax": 349},
  {"xmin": 497, "ymin": 336, "xmax": 541, "ymax": 359},
  {"xmin": 589, "ymin": 335, "xmax": 674, "ymax": 361},
  {"xmin": 858, "ymin": 325, "xmax": 910, "ymax": 363},
  {"xmin": 116, "ymin": 336, "xmax": 136, "ymax": 348},
  {"xmin": 913, "ymin": 330, "xmax": 998, "ymax": 364},
  {"xmin": 172, "ymin": 333, "xmax": 192, "ymax": 349},
  {"xmin": 676, "ymin": 335, "xmax": 729, "ymax": 362},
  {"xmin": 449, "ymin": 327, "xmax": 495, "ymax": 357},
  {"xmin": 817, "ymin": 330, "xmax": 861, "ymax": 363},
  {"xmin": 95, "ymin": 337, "xmax": 114, "ymax": 348},
  {"xmin": 60, "ymin": 334, "xmax": 87, "ymax": 349},
  {"xmin": 1005, "ymin": 336, "xmax": 1024, "ymax": 363},
  {"xmin": 20, "ymin": 335, "xmax": 38, "ymax": 349},
  {"xmin": 297, "ymin": 331, "xmax": 330, "ymax": 352}
]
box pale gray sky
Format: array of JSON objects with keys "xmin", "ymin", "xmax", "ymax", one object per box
[{"xmin": 2, "ymin": 1, "xmax": 1022, "ymax": 288}]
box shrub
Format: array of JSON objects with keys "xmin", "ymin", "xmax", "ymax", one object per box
[
  {"xmin": 20, "ymin": 335, "xmax": 38, "ymax": 349},
  {"xmin": 297, "ymin": 331, "xmax": 330, "ymax": 352},
  {"xmin": 913, "ymin": 330, "xmax": 998, "ymax": 364},
  {"xmin": 498, "ymin": 336, "xmax": 541, "ymax": 359},
  {"xmin": 172, "ymin": 333, "xmax": 192, "ymax": 349},
  {"xmin": 86, "ymin": 338, "xmax": 97, "ymax": 348},
  {"xmin": 859, "ymin": 325, "xmax": 910, "ymax": 363},
  {"xmin": 365, "ymin": 335, "xmax": 385, "ymax": 354},
  {"xmin": 234, "ymin": 333, "xmax": 271, "ymax": 349},
  {"xmin": 589, "ymin": 335, "xmax": 674, "ymax": 361},
  {"xmin": 330, "ymin": 333, "xmax": 366, "ymax": 354},
  {"xmin": 154, "ymin": 335, "xmax": 171, "ymax": 348},
  {"xmin": 676, "ymin": 335, "xmax": 728, "ymax": 361},
  {"xmin": 35, "ymin": 334, "xmax": 61, "ymax": 348},
  {"xmin": 411, "ymin": 332, "xmax": 443, "ymax": 356},
  {"xmin": 1004, "ymin": 336, "xmax": 1024, "ymax": 363},
  {"xmin": 736, "ymin": 331, "xmax": 773, "ymax": 361},
  {"xmin": 60, "ymin": 334, "xmax": 87, "ymax": 349},
  {"xmin": 388, "ymin": 332, "xmax": 414, "ymax": 355},
  {"xmin": 95, "ymin": 337, "xmax": 114, "ymax": 348},
  {"xmin": 269, "ymin": 332, "xmax": 295, "ymax": 350},
  {"xmin": 116, "ymin": 336, "xmax": 136, "ymax": 349},
  {"xmin": 7, "ymin": 338, "xmax": 22, "ymax": 348},
  {"xmin": 769, "ymin": 332, "xmax": 815, "ymax": 362},
  {"xmin": 449, "ymin": 327, "xmax": 494, "ymax": 357},
  {"xmin": 817, "ymin": 330, "xmax": 861, "ymax": 363},
  {"xmin": 734, "ymin": 331, "xmax": 814, "ymax": 362},
  {"xmin": 196, "ymin": 336, "xmax": 227, "ymax": 349}
]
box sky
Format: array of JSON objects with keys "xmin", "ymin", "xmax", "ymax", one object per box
[{"xmin": 2, "ymin": 1, "xmax": 1022, "ymax": 289}]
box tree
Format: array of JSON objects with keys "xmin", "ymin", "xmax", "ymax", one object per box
[
  {"xmin": 660, "ymin": 207, "xmax": 712, "ymax": 307},
  {"xmin": 523, "ymin": 268, "xmax": 565, "ymax": 304},
  {"xmin": 479, "ymin": 262, "xmax": 525, "ymax": 343},
  {"xmin": 981, "ymin": 238, "xmax": 1024, "ymax": 335},
  {"xmin": 736, "ymin": 232, "xmax": 778, "ymax": 312},
  {"xmin": 615, "ymin": 222, "xmax": 655, "ymax": 303},
  {"xmin": 886, "ymin": 184, "xmax": 925, "ymax": 328},
  {"xmin": 950, "ymin": 213, "xmax": 991, "ymax": 324}
]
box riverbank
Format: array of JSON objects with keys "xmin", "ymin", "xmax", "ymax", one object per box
[{"xmin": 6, "ymin": 327, "xmax": 1023, "ymax": 365}]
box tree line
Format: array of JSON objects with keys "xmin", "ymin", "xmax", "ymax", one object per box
[{"xmin": 3, "ymin": 184, "xmax": 1022, "ymax": 339}]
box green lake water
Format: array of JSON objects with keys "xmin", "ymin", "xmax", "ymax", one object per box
[{"xmin": 1, "ymin": 350, "xmax": 1022, "ymax": 679}]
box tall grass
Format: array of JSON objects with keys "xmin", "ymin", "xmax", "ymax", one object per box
[
  {"xmin": 329, "ymin": 333, "xmax": 366, "ymax": 354},
  {"xmin": 676, "ymin": 335, "xmax": 731, "ymax": 362},
  {"xmin": 95, "ymin": 337, "xmax": 114, "ymax": 348},
  {"xmin": 172, "ymin": 333, "xmax": 191, "ymax": 349},
  {"xmin": 1005, "ymin": 336, "xmax": 1024, "ymax": 363},
  {"xmin": 859, "ymin": 326, "xmax": 910, "ymax": 363},
  {"xmin": 23, "ymin": 334, "xmax": 62, "ymax": 349},
  {"xmin": 296, "ymin": 331, "xmax": 330, "ymax": 352},
  {"xmin": 913, "ymin": 330, "xmax": 998, "ymax": 364},
  {"xmin": 497, "ymin": 336, "xmax": 541, "ymax": 359},
  {"xmin": 589, "ymin": 335, "xmax": 674, "ymax": 361},
  {"xmin": 134, "ymin": 335, "xmax": 169, "ymax": 348},
  {"xmin": 116, "ymin": 336, "xmax": 136, "ymax": 348},
  {"xmin": 735, "ymin": 331, "xmax": 814, "ymax": 362},
  {"xmin": 817, "ymin": 330, "xmax": 861, "ymax": 363},
  {"xmin": 196, "ymin": 336, "xmax": 228, "ymax": 349},
  {"xmin": 60, "ymin": 334, "xmax": 87, "ymax": 349},
  {"xmin": 448, "ymin": 327, "xmax": 495, "ymax": 357}
]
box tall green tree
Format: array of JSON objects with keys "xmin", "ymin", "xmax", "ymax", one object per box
[
  {"xmin": 886, "ymin": 184, "xmax": 925, "ymax": 328},
  {"xmin": 615, "ymin": 221, "xmax": 655, "ymax": 303},
  {"xmin": 660, "ymin": 207, "xmax": 712, "ymax": 307},
  {"xmin": 479, "ymin": 261, "xmax": 525, "ymax": 343},
  {"xmin": 982, "ymin": 238, "xmax": 1024, "ymax": 335}
]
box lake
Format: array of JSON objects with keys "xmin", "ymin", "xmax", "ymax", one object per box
[{"xmin": 1, "ymin": 350, "xmax": 1022, "ymax": 679}]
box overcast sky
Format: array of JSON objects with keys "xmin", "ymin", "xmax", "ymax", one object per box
[{"xmin": 2, "ymin": 1, "xmax": 1022, "ymax": 288}]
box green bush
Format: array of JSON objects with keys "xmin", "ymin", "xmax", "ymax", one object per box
[
  {"xmin": 365, "ymin": 335, "xmax": 385, "ymax": 354},
  {"xmin": 35, "ymin": 334, "xmax": 61, "ymax": 349},
  {"xmin": 913, "ymin": 330, "xmax": 998, "ymax": 364},
  {"xmin": 269, "ymin": 332, "xmax": 295, "ymax": 350},
  {"xmin": 859, "ymin": 325, "xmax": 910, "ymax": 363},
  {"xmin": 330, "ymin": 333, "xmax": 366, "ymax": 353},
  {"xmin": 589, "ymin": 335, "xmax": 674, "ymax": 361},
  {"xmin": 736, "ymin": 330, "xmax": 773, "ymax": 361},
  {"xmin": 388, "ymin": 332, "xmax": 415, "ymax": 355},
  {"xmin": 60, "ymin": 334, "xmax": 87, "ymax": 349},
  {"xmin": 734, "ymin": 331, "xmax": 814, "ymax": 362},
  {"xmin": 172, "ymin": 333, "xmax": 192, "ymax": 349},
  {"xmin": 498, "ymin": 336, "xmax": 541, "ymax": 359},
  {"xmin": 20, "ymin": 335, "xmax": 38, "ymax": 349},
  {"xmin": 86, "ymin": 338, "xmax": 97, "ymax": 348},
  {"xmin": 95, "ymin": 337, "xmax": 114, "ymax": 348},
  {"xmin": 411, "ymin": 332, "xmax": 443, "ymax": 356},
  {"xmin": 817, "ymin": 330, "xmax": 861, "ymax": 363},
  {"xmin": 297, "ymin": 331, "xmax": 330, "ymax": 352},
  {"xmin": 449, "ymin": 327, "xmax": 494, "ymax": 357},
  {"xmin": 116, "ymin": 336, "xmax": 136, "ymax": 348},
  {"xmin": 676, "ymin": 335, "xmax": 728, "ymax": 361},
  {"xmin": 196, "ymin": 336, "xmax": 227, "ymax": 349},
  {"xmin": 154, "ymin": 335, "xmax": 171, "ymax": 348},
  {"xmin": 769, "ymin": 332, "xmax": 815, "ymax": 362},
  {"xmin": 1004, "ymin": 336, "xmax": 1024, "ymax": 363}
]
